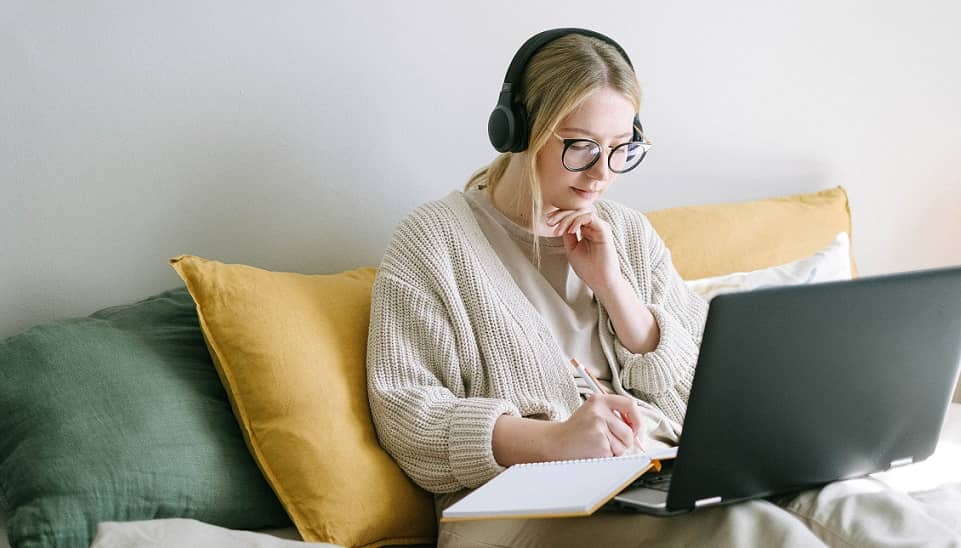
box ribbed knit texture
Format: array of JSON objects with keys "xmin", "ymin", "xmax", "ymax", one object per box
[{"xmin": 366, "ymin": 191, "xmax": 708, "ymax": 493}]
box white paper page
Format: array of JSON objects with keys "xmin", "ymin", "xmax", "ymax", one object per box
[{"xmin": 442, "ymin": 454, "xmax": 652, "ymax": 520}]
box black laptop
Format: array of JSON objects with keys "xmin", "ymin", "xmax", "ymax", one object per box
[{"xmin": 614, "ymin": 265, "xmax": 961, "ymax": 516}]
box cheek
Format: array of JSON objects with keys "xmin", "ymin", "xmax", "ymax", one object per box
[{"xmin": 536, "ymin": 153, "xmax": 577, "ymax": 192}]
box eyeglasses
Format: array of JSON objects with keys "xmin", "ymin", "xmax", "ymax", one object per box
[{"xmin": 552, "ymin": 132, "xmax": 652, "ymax": 174}]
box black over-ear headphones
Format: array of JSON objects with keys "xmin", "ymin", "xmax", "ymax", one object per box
[{"xmin": 488, "ymin": 27, "xmax": 645, "ymax": 153}]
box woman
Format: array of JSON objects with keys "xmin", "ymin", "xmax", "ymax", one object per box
[{"xmin": 366, "ymin": 29, "xmax": 959, "ymax": 547}]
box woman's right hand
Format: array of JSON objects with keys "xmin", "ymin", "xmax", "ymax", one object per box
[
  {"xmin": 492, "ymin": 394, "xmax": 644, "ymax": 467},
  {"xmin": 547, "ymin": 393, "xmax": 643, "ymax": 461}
]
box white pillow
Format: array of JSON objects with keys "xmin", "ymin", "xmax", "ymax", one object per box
[
  {"xmin": 90, "ymin": 519, "xmax": 340, "ymax": 548},
  {"xmin": 685, "ymin": 232, "xmax": 852, "ymax": 300}
]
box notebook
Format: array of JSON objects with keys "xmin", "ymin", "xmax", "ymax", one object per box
[{"xmin": 440, "ymin": 447, "xmax": 677, "ymax": 522}]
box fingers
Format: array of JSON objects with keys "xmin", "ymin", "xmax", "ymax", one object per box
[
  {"xmin": 581, "ymin": 395, "xmax": 643, "ymax": 456},
  {"xmin": 545, "ymin": 207, "xmax": 617, "ymax": 243},
  {"xmin": 546, "ymin": 209, "xmax": 591, "ymax": 236},
  {"xmin": 546, "ymin": 208, "xmax": 589, "ymax": 226},
  {"xmin": 585, "ymin": 393, "xmax": 639, "ymax": 428},
  {"xmin": 605, "ymin": 414, "xmax": 635, "ymax": 456},
  {"xmin": 566, "ymin": 212, "xmax": 596, "ymax": 237},
  {"xmin": 608, "ymin": 395, "xmax": 644, "ymax": 434}
]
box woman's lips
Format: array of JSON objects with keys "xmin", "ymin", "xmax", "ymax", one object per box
[{"xmin": 572, "ymin": 187, "xmax": 600, "ymax": 199}]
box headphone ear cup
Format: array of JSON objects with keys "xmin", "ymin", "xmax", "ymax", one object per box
[
  {"xmin": 510, "ymin": 105, "xmax": 529, "ymax": 152},
  {"xmin": 488, "ymin": 104, "xmax": 516, "ymax": 153}
]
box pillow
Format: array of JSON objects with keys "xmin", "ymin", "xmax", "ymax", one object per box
[
  {"xmin": 0, "ymin": 287, "xmax": 290, "ymax": 548},
  {"xmin": 686, "ymin": 232, "xmax": 852, "ymax": 300},
  {"xmin": 169, "ymin": 256, "xmax": 436, "ymax": 548},
  {"xmin": 90, "ymin": 519, "xmax": 341, "ymax": 548},
  {"xmin": 645, "ymin": 186, "xmax": 856, "ymax": 280}
]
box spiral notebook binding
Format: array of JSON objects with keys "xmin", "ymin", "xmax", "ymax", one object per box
[{"xmin": 514, "ymin": 453, "xmax": 651, "ymax": 468}]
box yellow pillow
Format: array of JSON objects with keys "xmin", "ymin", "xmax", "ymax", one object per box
[
  {"xmin": 645, "ymin": 186, "xmax": 857, "ymax": 280},
  {"xmin": 169, "ymin": 256, "xmax": 435, "ymax": 548}
]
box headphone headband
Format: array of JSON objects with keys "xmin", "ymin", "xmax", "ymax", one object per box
[
  {"xmin": 501, "ymin": 28, "xmax": 635, "ymax": 93},
  {"xmin": 488, "ymin": 28, "xmax": 643, "ymax": 153}
]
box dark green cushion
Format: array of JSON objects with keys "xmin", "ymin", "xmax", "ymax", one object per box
[{"xmin": 0, "ymin": 288, "xmax": 291, "ymax": 547}]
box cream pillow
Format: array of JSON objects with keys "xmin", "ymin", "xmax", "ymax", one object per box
[{"xmin": 686, "ymin": 232, "xmax": 852, "ymax": 300}]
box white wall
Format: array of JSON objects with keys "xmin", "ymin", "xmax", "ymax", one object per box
[{"xmin": 2, "ymin": 0, "xmax": 960, "ymax": 339}]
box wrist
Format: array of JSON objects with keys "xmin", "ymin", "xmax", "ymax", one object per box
[
  {"xmin": 492, "ymin": 415, "xmax": 558, "ymax": 466},
  {"xmin": 592, "ymin": 275, "xmax": 631, "ymax": 305}
]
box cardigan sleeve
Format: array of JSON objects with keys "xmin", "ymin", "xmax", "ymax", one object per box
[
  {"xmin": 611, "ymin": 214, "xmax": 708, "ymax": 426},
  {"xmin": 366, "ymin": 269, "xmax": 520, "ymax": 493}
]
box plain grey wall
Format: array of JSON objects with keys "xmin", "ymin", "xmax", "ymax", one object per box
[{"xmin": 3, "ymin": 0, "xmax": 960, "ymax": 340}]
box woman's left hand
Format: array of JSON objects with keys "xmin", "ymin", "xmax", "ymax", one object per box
[
  {"xmin": 548, "ymin": 206, "xmax": 661, "ymax": 353},
  {"xmin": 546, "ymin": 208, "xmax": 622, "ymax": 294}
]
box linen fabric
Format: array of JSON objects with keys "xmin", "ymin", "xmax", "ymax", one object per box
[
  {"xmin": 0, "ymin": 288, "xmax": 290, "ymax": 548},
  {"xmin": 169, "ymin": 257, "xmax": 436, "ymax": 548},
  {"xmin": 437, "ymin": 476, "xmax": 961, "ymax": 548}
]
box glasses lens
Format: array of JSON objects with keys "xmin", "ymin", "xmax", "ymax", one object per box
[
  {"xmin": 562, "ymin": 140, "xmax": 601, "ymax": 171},
  {"xmin": 609, "ymin": 142, "xmax": 648, "ymax": 173}
]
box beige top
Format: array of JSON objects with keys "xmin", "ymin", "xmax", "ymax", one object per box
[
  {"xmin": 367, "ymin": 190, "xmax": 708, "ymax": 493},
  {"xmin": 463, "ymin": 185, "xmax": 612, "ymax": 397}
]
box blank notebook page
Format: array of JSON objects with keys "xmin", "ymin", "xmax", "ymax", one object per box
[{"xmin": 441, "ymin": 454, "xmax": 654, "ymax": 521}]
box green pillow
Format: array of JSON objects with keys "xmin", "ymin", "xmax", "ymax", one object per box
[{"xmin": 0, "ymin": 287, "xmax": 291, "ymax": 547}]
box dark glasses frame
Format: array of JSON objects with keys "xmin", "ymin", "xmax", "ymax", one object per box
[{"xmin": 552, "ymin": 132, "xmax": 652, "ymax": 174}]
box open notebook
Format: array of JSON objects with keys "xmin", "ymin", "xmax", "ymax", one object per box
[{"xmin": 441, "ymin": 447, "xmax": 677, "ymax": 522}]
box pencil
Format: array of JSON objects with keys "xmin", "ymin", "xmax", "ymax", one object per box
[{"xmin": 570, "ymin": 358, "xmax": 658, "ymax": 471}]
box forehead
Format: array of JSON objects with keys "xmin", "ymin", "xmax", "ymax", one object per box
[{"xmin": 558, "ymin": 87, "xmax": 635, "ymax": 136}]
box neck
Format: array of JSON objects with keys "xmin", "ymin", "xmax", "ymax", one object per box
[{"xmin": 489, "ymin": 155, "xmax": 555, "ymax": 236}]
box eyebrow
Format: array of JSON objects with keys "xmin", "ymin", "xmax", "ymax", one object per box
[{"xmin": 557, "ymin": 127, "xmax": 633, "ymax": 140}]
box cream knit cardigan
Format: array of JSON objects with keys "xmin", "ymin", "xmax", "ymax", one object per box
[{"xmin": 366, "ymin": 191, "xmax": 708, "ymax": 493}]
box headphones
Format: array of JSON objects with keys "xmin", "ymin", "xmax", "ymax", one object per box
[{"xmin": 487, "ymin": 27, "xmax": 645, "ymax": 153}]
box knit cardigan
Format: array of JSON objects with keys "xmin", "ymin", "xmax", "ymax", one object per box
[{"xmin": 366, "ymin": 191, "xmax": 708, "ymax": 493}]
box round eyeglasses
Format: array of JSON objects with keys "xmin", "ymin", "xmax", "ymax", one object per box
[{"xmin": 552, "ymin": 132, "xmax": 652, "ymax": 174}]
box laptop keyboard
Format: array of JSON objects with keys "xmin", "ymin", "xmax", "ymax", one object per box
[{"xmin": 635, "ymin": 471, "xmax": 673, "ymax": 492}]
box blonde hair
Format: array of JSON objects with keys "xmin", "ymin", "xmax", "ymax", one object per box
[{"xmin": 465, "ymin": 33, "xmax": 642, "ymax": 262}]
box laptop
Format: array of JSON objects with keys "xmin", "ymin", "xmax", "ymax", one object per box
[{"xmin": 614, "ymin": 265, "xmax": 961, "ymax": 516}]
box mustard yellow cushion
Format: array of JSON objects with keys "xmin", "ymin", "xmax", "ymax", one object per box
[
  {"xmin": 645, "ymin": 186, "xmax": 857, "ymax": 280},
  {"xmin": 169, "ymin": 256, "xmax": 435, "ymax": 548}
]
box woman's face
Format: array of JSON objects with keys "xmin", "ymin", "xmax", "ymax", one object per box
[{"xmin": 535, "ymin": 86, "xmax": 636, "ymax": 213}]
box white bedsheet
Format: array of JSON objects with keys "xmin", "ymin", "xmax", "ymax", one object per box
[{"xmin": 872, "ymin": 403, "xmax": 961, "ymax": 494}]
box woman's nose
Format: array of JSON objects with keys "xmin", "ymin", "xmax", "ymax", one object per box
[{"xmin": 586, "ymin": 153, "xmax": 612, "ymax": 181}]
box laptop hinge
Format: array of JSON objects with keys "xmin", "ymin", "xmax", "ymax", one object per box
[
  {"xmin": 694, "ymin": 496, "xmax": 722, "ymax": 507},
  {"xmin": 890, "ymin": 457, "xmax": 914, "ymax": 468}
]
